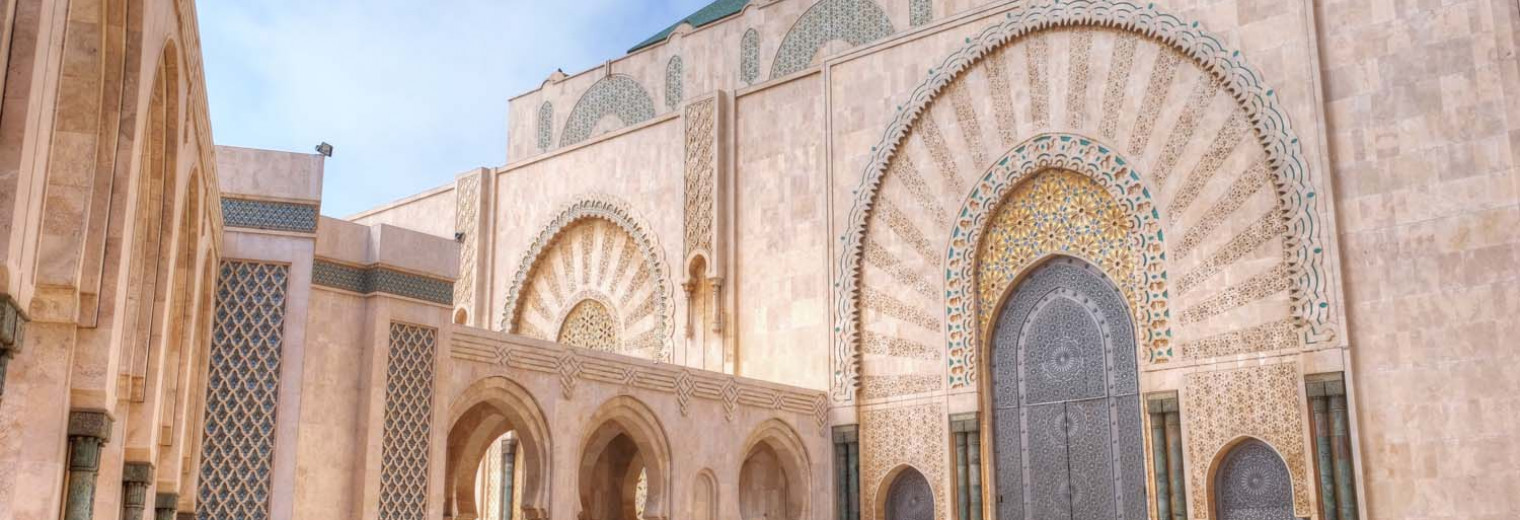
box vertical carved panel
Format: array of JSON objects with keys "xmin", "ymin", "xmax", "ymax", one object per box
[
  {"xmin": 379, "ymin": 323, "xmax": 437, "ymax": 520},
  {"xmin": 454, "ymin": 175, "xmax": 481, "ymax": 316},
  {"xmin": 196, "ymin": 261, "xmax": 288, "ymax": 520},
  {"xmin": 683, "ymin": 97, "xmax": 717, "ymax": 263},
  {"xmin": 1184, "ymin": 364, "xmax": 1309, "ymax": 519},
  {"xmin": 861, "ymin": 403, "xmax": 946, "ymax": 520}
]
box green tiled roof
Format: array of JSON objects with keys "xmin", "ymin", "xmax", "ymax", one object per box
[{"xmin": 628, "ymin": 0, "xmax": 750, "ymax": 53}]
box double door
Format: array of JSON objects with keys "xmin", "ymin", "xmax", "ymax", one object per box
[{"xmin": 990, "ymin": 258, "xmax": 1147, "ymax": 520}]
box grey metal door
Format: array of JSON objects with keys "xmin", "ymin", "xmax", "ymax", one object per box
[
  {"xmin": 990, "ymin": 257, "xmax": 1147, "ymax": 520},
  {"xmin": 886, "ymin": 467, "xmax": 934, "ymax": 520},
  {"xmin": 1215, "ymin": 440, "xmax": 1295, "ymax": 520}
]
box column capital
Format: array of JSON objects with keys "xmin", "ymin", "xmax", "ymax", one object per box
[
  {"xmin": 0, "ymin": 293, "xmax": 26, "ymax": 351},
  {"xmin": 68, "ymin": 410, "xmax": 113, "ymax": 440},
  {"xmin": 123, "ymin": 462, "xmax": 155, "ymax": 483},
  {"xmin": 155, "ymin": 493, "xmax": 179, "ymax": 509}
]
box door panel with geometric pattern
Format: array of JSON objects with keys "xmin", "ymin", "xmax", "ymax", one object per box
[{"xmin": 990, "ymin": 257, "xmax": 1147, "ymax": 520}]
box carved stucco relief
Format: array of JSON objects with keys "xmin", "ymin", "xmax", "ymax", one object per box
[
  {"xmin": 454, "ymin": 175, "xmax": 480, "ymax": 312},
  {"xmin": 1183, "ymin": 363, "xmax": 1310, "ymax": 519},
  {"xmin": 860, "ymin": 402, "xmax": 947, "ymax": 520},
  {"xmin": 684, "ymin": 98, "xmax": 717, "ymax": 263},
  {"xmin": 833, "ymin": 1, "xmax": 1339, "ymax": 402},
  {"xmin": 501, "ymin": 196, "xmax": 673, "ymax": 361}
]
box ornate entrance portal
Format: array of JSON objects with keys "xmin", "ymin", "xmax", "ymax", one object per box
[{"xmin": 990, "ymin": 257, "xmax": 1147, "ymax": 520}]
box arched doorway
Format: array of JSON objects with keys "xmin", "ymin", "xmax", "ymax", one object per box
[
  {"xmin": 1213, "ymin": 439, "xmax": 1294, "ymax": 520},
  {"xmin": 578, "ymin": 396, "xmax": 671, "ymax": 520},
  {"xmin": 883, "ymin": 467, "xmax": 932, "ymax": 520},
  {"xmin": 445, "ymin": 377, "xmax": 553, "ymax": 520},
  {"xmin": 989, "ymin": 256, "xmax": 1147, "ymax": 520},
  {"xmin": 738, "ymin": 420, "xmax": 809, "ymax": 520}
]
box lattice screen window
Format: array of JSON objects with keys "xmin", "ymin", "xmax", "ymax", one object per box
[
  {"xmin": 379, "ymin": 323, "xmax": 437, "ymax": 520},
  {"xmin": 196, "ymin": 261, "xmax": 289, "ymax": 520},
  {"xmin": 834, "ymin": 425, "xmax": 861, "ymax": 520},
  {"xmin": 950, "ymin": 413, "xmax": 982, "ymax": 520},
  {"xmin": 1307, "ymin": 373, "xmax": 1359, "ymax": 520},
  {"xmin": 1146, "ymin": 394, "xmax": 1187, "ymax": 520}
]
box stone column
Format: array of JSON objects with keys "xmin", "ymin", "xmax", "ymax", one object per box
[
  {"xmin": 1163, "ymin": 408, "xmax": 1187, "ymax": 520},
  {"xmin": 121, "ymin": 462, "xmax": 154, "ymax": 520},
  {"xmin": 1310, "ymin": 395, "xmax": 1338, "ymax": 520},
  {"xmin": 500, "ymin": 435, "xmax": 518, "ymax": 520},
  {"xmin": 1330, "ymin": 393, "xmax": 1359, "ymax": 520},
  {"xmin": 63, "ymin": 410, "xmax": 113, "ymax": 520},
  {"xmin": 0, "ymin": 294, "xmax": 28, "ymax": 398},
  {"xmin": 1146, "ymin": 400, "xmax": 1171, "ymax": 520},
  {"xmin": 154, "ymin": 493, "xmax": 179, "ymax": 520}
]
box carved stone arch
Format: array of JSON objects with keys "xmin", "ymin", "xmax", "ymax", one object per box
[
  {"xmin": 738, "ymin": 419, "xmax": 812, "ymax": 520},
  {"xmin": 770, "ymin": 0, "xmax": 894, "ymax": 79},
  {"xmin": 559, "ymin": 74, "xmax": 656, "ymax": 147},
  {"xmin": 833, "ymin": 0, "xmax": 1339, "ymax": 402},
  {"xmin": 537, "ymin": 101, "xmax": 554, "ymax": 151},
  {"xmin": 578, "ymin": 395, "xmax": 673, "ymax": 520},
  {"xmin": 501, "ymin": 195, "xmax": 673, "ymax": 361},
  {"xmin": 121, "ymin": 37, "xmax": 185, "ymax": 409},
  {"xmin": 739, "ymin": 28, "xmax": 760, "ymax": 85},
  {"xmin": 445, "ymin": 376, "xmax": 554, "ymax": 520},
  {"xmin": 876, "ymin": 464, "xmax": 933, "ymax": 520},
  {"xmin": 665, "ymin": 55, "xmax": 684, "ymax": 109},
  {"xmin": 1207, "ymin": 436, "xmax": 1295, "ymax": 520}
]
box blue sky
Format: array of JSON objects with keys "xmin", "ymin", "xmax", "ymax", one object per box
[{"xmin": 197, "ymin": 0, "xmax": 711, "ymax": 217}]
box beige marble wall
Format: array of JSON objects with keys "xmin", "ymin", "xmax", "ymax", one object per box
[
  {"xmin": 348, "ymin": 182, "xmax": 459, "ymax": 239},
  {"xmin": 0, "ymin": 2, "xmax": 224, "ymax": 520},
  {"xmin": 1318, "ymin": 0, "xmax": 1520, "ymax": 518}
]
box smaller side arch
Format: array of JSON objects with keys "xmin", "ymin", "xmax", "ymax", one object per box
[
  {"xmin": 1207, "ymin": 436, "xmax": 1296, "ymax": 520},
  {"xmin": 875, "ymin": 464, "xmax": 933, "ymax": 520},
  {"xmin": 691, "ymin": 469, "xmax": 718, "ymax": 520},
  {"xmin": 578, "ymin": 395, "xmax": 674, "ymax": 520},
  {"xmin": 444, "ymin": 376, "xmax": 554, "ymax": 520},
  {"xmin": 738, "ymin": 419, "xmax": 812, "ymax": 520},
  {"xmin": 560, "ymin": 74, "xmax": 655, "ymax": 147}
]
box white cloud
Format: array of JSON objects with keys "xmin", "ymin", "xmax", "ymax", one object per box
[{"xmin": 198, "ymin": 0, "xmax": 710, "ymax": 216}]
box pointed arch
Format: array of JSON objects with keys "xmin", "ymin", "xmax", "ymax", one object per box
[
  {"xmin": 445, "ymin": 376, "xmax": 554, "ymax": 520},
  {"xmin": 577, "ymin": 395, "xmax": 673, "ymax": 520},
  {"xmin": 559, "ymin": 74, "xmax": 655, "ymax": 147},
  {"xmin": 739, "ymin": 419, "xmax": 812, "ymax": 520}
]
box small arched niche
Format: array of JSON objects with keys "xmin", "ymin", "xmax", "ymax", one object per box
[
  {"xmin": 1212, "ymin": 438, "xmax": 1295, "ymax": 520},
  {"xmin": 882, "ymin": 466, "xmax": 932, "ymax": 520},
  {"xmin": 738, "ymin": 420, "xmax": 810, "ymax": 520}
]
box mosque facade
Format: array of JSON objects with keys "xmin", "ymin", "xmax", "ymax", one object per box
[{"xmin": 2, "ymin": 1, "xmax": 1517, "ymax": 520}]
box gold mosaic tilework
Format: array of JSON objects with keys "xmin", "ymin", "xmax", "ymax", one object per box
[
  {"xmin": 557, "ymin": 299, "xmax": 620, "ymax": 352},
  {"xmin": 975, "ymin": 169, "xmax": 1137, "ymax": 343}
]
